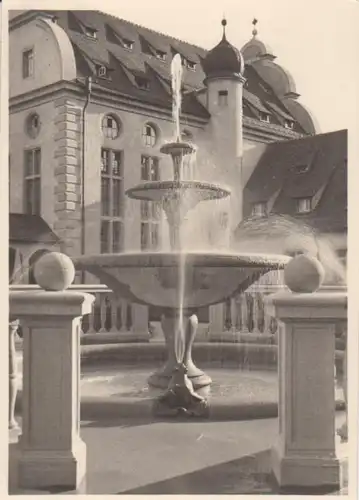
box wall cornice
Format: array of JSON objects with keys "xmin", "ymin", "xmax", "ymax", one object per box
[{"xmin": 9, "ymin": 80, "xmax": 209, "ymax": 128}]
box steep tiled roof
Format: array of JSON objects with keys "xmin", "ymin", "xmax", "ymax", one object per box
[
  {"xmin": 9, "ymin": 213, "xmax": 60, "ymax": 244},
  {"xmin": 29, "ymin": 10, "xmax": 309, "ymax": 133},
  {"xmin": 242, "ymin": 129, "xmax": 347, "ymax": 233}
]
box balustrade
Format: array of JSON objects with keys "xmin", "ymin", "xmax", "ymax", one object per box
[
  {"xmin": 11, "ymin": 283, "xmax": 346, "ymax": 344},
  {"xmin": 11, "ymin": 284, "xmax": 149, "ymax": 342}
]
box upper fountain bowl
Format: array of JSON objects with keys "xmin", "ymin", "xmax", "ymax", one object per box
[
  {"xmin": 73, "ymin": 251, "xmax": 290, "ymax": 310},
  {"xmin": 126, "ymin": 180, "xmax": 230, "ymax": 203},
  {"xmin": 160, "ymin": 140, "xmax": 195, "ymax": 156}
]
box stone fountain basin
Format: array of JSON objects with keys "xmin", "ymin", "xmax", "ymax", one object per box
[{"xmin": 73, "ymin": 251, "xmax": 290, "ymax": 309}]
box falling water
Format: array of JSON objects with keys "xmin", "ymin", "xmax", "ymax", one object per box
[
  {"xmin": 171, "ymin": 53, "xmax": 186, "ymax": 363},
  {"xmin": 171, "ymin": 54, "xmax": 183, "ymax": 142}
]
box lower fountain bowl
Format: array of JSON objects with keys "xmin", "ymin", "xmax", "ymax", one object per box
[{"xmin": 73, "ymin": 251, "xmax": 290, "ymax": 309}]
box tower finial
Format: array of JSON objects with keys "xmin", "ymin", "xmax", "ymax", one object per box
[
  {"xmin": 221, "ymin": 17, "xmax": 227, "ymax": 40},
  {"xmin": 252, "ymin": 18, "xmax": 258, "ymax": 37}
]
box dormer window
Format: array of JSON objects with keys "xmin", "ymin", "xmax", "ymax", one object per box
[
  {"xmin": 218, "ymin": 90, "xmax": 228, "ymax": 106},
  {"xmin": 155, "ymin": 50, "xmax": 167, "ymax": 61},
  {"xmin": 259, "ymin": 112, "xmax": 271, "ymax": 123},
  {"xmin": 97, "ymin": 65, "xmax": 107, "ymax": 78},
  {"xmin": 135, "ymin": 76, "xmax": 150, "ymax": 91},
  {"xmin": 285, "ymin": 119, "xmax": 294, "ymax": 129},
  {"xmin": 85, "ymin": 27, "xmax": 97, "ymax": 39},
  {"xmin": 296, "ymin": 197, "xmax": 312, "ymax": 214},
  {"xmin": 123, "ymin": 39, "xmax": 134, "ymax": 50},
  {"xmin": 252, "ymin": 202, "xmax": 267, "ymax": 217},
  {"xmin": 185, "ymin": 60, "xmax": 196, "ymax": 71}
]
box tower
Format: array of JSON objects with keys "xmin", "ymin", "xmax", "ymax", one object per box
[{"xmin": 202, "ymin": 19, "xmax": 246, "ymax": 228}]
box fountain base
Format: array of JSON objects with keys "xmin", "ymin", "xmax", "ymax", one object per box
[
  {"xmin": 147, "ymin": 312, "xmax": 212, "ymax": 392},
  {"xmin": 148, "ymin": 363, "xmax": 212, "ymax": 391},
  {"xmin": 152, "ymin": 363, "xmax": 210, "ymax": 418}
]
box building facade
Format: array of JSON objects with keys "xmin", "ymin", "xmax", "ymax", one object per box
[{"xmin": 9, "ymin": 10, "xmax": 321, "ymax": 272}]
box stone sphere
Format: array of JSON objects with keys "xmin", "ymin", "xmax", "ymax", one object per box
[
  {"xmin": 33, "ymin": 252, "xmax": 75, "ymax": 291},
  {"xmin": 284, "ymin": 254, "xmax": 325, "ymax": 293}
]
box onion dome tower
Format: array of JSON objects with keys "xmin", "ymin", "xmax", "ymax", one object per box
[{"xmin": 202, "ymin": 19, "xmax": 245, "ymax": 82}]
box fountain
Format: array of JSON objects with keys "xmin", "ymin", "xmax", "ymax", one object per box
[{"xmin": 73, "ymin": 54, "xmax": 290, "ymax": 417}]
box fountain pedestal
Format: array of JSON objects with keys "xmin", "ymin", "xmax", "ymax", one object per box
[{"xmin": 148, "ymin": 312, "xmax": 212, "ymax": 394}]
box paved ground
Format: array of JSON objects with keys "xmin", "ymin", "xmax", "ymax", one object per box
[
  {"xmin": 10, "ymin": 366, "xmax": 348, "ymax": 495},
  {"xmin": 9, "ymin": 413, "xmax": 348, "ymax": 495}
]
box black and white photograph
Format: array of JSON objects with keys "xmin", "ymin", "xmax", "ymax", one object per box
[{"xmin": 4, "ymin": 0, "xmax": 358, "ymax": 495}]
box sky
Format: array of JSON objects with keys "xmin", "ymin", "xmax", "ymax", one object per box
[{"xmin": 5, "ymin": 0, "xmax": 359, "ymax": 134}]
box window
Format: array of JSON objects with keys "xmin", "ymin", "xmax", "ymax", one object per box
[
  {"xmin": 140, "ymin": 155, "xmax": 161, "ymax": 250},
  {"xmin": 101, "ymin": 114, "xmax": 120, "ymax": 139},
  {"xmin": 259, "ymin": 112, "xmax": 271, "ymax": 123},
  {"xmin": 182, "ymin": 58, "xmax": 196, "ymax": 71},
  {"xmin": 123, "ymin": 39, "xmax": 134, "ymax": 50},
  {"xmin": 24, "ymin": 148, "xmax": 41, "ymax": 215},
  {"xmin": 156, "ymin": 50, "xmax": 167, "ymax": 61},
  {"xmin": 85, "ymin": 27, "xmax": 97, "ymax": 39},
  {"xmin": 25, "ymin": 113, "xmax": 41, "ymax": 138},
  {"xmin": 100, "ymin": 148, "xmax": 125, "ymax": 253},
  {"xmin": 296, "ymin": 197, "xmax": 312, "ymax": 213},
  {"xmin": 135, "ymin": 76, "xmax": 150, "ymax": 90},
  {"xmin": 22, "ymin": 49, "xmax": 34, "ymax": 79},
  {"xmin": 97, "ymin": 65, "xmax": 107, "ymax": 78},
  {"xmin": 252, "ymin": 202, "xmax": 267, "ymax": 217},
  {"xmin": 285, "ymin": 119, "xmax": 294, "ymax": 129},
  {"xmin": 141, "ymin": 154, "xmax": 159, "ymax": 181},
  {"xmin": 142, "ymin": 123, "xmax": 157, "ymax": 147},
  {"xmin": 218, "ymin": 90, "xmax": 228, "ymax": 106}
]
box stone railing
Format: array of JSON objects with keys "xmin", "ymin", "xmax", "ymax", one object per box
[
  {"xmin": 10, "ymin": 284, "xmax": 149, "ymax": 343},
  {"xmin": 207, "ymin": 284, "xmax": 347, "ymax": 342},
  {"xmin": 11, "ymin": 283, "xmax": 347, "ymax": 345}
]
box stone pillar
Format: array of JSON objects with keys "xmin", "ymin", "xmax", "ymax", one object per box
[
  {"xmin": 207, "ymin": 303, "xmax": 225, "ymax": 341},
  {"xmin": 9, "ymin": 290, "xmax": 94, "ymax": 492},
  {"xmin": 131, "ymin": 303, "xmax": 150, "ymax": 342},
  {"xmin": 266, "ymin": 291, "xmax": 346, "ymax": 492}
]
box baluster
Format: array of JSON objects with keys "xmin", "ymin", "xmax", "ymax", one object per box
[
  {"xmin": 78, "ymin": 317, "xmax": 85, "ymax": 337},
  {"xmin": 240, "ymin": 292, "xmax": 249, "ymax": 333},
  {"xmin": 110, "ymin": 294, "xmax": 118, "ymax": 333},
  {"xmin": 251, "ymin": 292, "xmax": 261, "ymax": 334},
  {"xmin": 257, "ymin": 293, "xmax": 265, "ymax": 333},
  {"xmin": 86, "ymin": 293, "xmax": 97, "ymax": 334},
  {"xmin": 234, "ymin": 294, "xmax": 241, "ymax": 330},
  {"xmin": 9, "ymin": 320, "xmax": 20, "ymax": 430},
  {"xmin": 224, "ymin": 298, "xmax": 231, "ymax": 330},
  {"xmin": 263, "ymin": 294, "xmax": 272, "ymax": 335},
  {"xmin": 99, "ymin": 294, "xmax": 108, "ymax": 333},
  {"xmin": 230, "ymin": 297, "xmax": 237, "ymax": 331},
  {"xmin": 120, "ymin": 300, "xmax": 127, "ymax": 332}
]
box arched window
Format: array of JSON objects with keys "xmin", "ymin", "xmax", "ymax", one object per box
[
  {"xmin": 142, "ymin": 123, "xmax": 157, "ymax": 147},
  {"xmin": 102, "ymin": 114, "xmax": 121, "ymax": 139}
]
